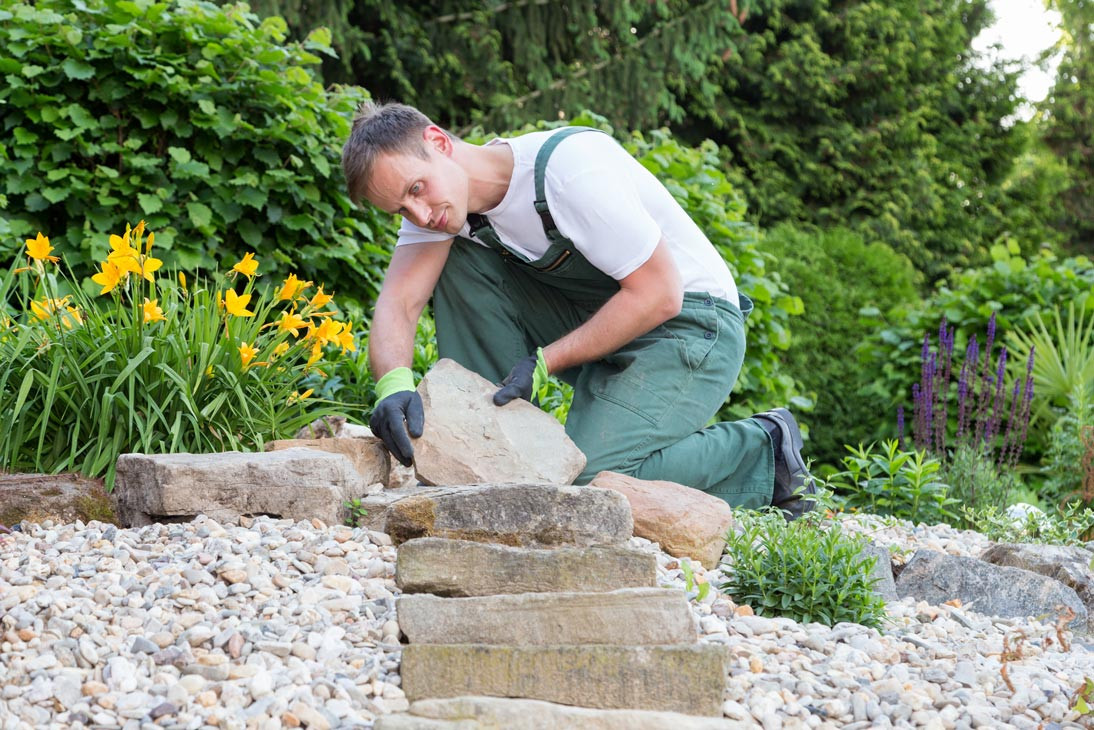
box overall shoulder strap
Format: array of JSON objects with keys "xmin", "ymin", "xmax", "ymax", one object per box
[{"xmin": 533, "ymin": 127, "xmax": 605, "ymax": 244}]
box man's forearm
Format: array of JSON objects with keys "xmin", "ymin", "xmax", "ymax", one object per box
[{"xmin": 368, "ymin": 304, "xmax": 420, "ymax": 379}]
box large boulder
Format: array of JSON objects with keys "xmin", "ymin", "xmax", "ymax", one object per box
[
  {"xmin": 384, "ymin": 483, "xmax": 633, "ymax": 548},
  {"xmin": 413, "ymin": 359, "xmax": 586, "ymax": 486},
  {"xmin": 395, "ymin": 538, "xmax": 656, "ymax": 596},
  {"xmin": 397, "ymin": 588, "xmax": 696, "ymax": 646},
  {"xmin": 894, "ymin": 549, "xmax": 1088, "ymax": 631},
  {"xmin": 112, "ymin": 449, "xmax": 369, "ymax": 527},
  {"xmin": 374, "ymin": 697, "xmax": 737, "ymax": 729},
  {"xmin": 980, "ymin": 542, "xmax": 1094, "ymax": 623},
  {"xmin": 588, "ymin": 471, "xmax": 734, "ymax": 569},
  {"xmin": 0, "ymin": 473, "xmax": 116, "ymax": 526}
]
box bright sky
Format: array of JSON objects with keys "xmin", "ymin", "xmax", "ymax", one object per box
[{"xmin": 972, "ymin": 0, "xmax": 1062, "ymax": 115}]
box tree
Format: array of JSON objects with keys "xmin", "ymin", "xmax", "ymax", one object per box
[
  {"xmin": 1041, "ymin": 0, "xmax": 1094, "ymax": 253},
  {"xmin": 676, "ymin": 0, "xmax": 1026, "ymax": 282}
]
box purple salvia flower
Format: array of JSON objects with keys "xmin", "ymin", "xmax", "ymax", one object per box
[
  {"xmin": 1000, "ymin": 379, "xmax": 1021, "ymax": 469},
  {"xmin": 957, "ymin": 364, "xmax": 970, "ymax": 440},
  {"xmin": 897, "ymin": 406, "xmax": 905, "ymax": 450},
  {"xmin": 986, "ymin": 346, "xmax": 1008, "ymax": 452},
  {"xmin": 912, "ymin": 382, "xmax": 923, "ymax": 449}
]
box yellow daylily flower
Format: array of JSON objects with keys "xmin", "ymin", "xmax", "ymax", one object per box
[
  {"xmin": 92, "ymin": 260, "xmax": 124, "ymax": 295},
  {"xmin": 60, "ymin": 306, "xmax": 83, "ymax": 330},
  {"xmin": 25, "ymin": 232, "xmax": 59, "ymax": 263},
  {"xmin": 287, "ymin": 388, "xmax": 314, "ymax": 404},
  {"xmin": 136, "ymin": 253, "xmax": 163, "ymax": 283},
  {"xmin": 307, "ymin": 317, "xmax": 341, "ymax": 346},
  {"xmin": 143, "ymin": 298, "xmax": 165, "ymax": 323},
  {"xmin": 277, "ymin": 310, "xmax": 308, "ymax": 337},
  {"xmin": 224, "ymin": 289, "xmax": 254, "ymax": 318},
  {"xmin": 30, "ymin": 297, "xmax": 70, "ymax": 321},
  {"xmin": 238, "ymin": 341, "xmax": 258, "ymax": 368},
  {"xmin": 309, "ymin": 286, "xmax": 333, "ymax": 310},
  {"xmin": 306, "ymin": 341, "xmax": 324, "ymax": 366},
  {"xmin": 179, "ymin": 272, "xmax": 187, "ymax": 291},
  {"xmin": 334, "ymin": 321, "xmax": 356, "ymax": 353},
  {"xmin": 272, "ymin": 342, "xmax": 290, "ymax": 358},
  {"xmin": 133, "ymin": 220, "xmax": 146, "ymax": 246},
  {"xmin": 107, "ymin": 231, "xmax": 141, "ymax": 276},
  {"xmin": 145, "ymin": 231, "xmax": 155, "ymax": 255},
  {"xmin": 232, "ymin": 252, "xmax": 259, "ymax": 279},
  {"xmin": 277, "ymin": 274, "xmax": 311, "ymax": 301}
]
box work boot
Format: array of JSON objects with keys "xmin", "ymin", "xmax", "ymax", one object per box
[{"xmin": 753, "ymin": 408, "xmax": 817, "ymax": 520}]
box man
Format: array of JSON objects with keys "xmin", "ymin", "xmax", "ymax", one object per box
[{"xmin": 341, "ymin": 101, "xmax": 815, "ymax": 518}]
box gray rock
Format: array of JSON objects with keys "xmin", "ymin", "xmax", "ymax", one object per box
[
  {"xmin": 395, "ymin": 537, "xmax": 656, "ymax": 596},
  {"xmin": 980, "ymin": 543, "xmax": 1094, "ymax": 629},
  {"xmin": 413, "ymin": 359, "xmax": 586, "ymax": 486},
  {"xmin": 894, "ymin": 549, "xmax": 1088, "ymax": 630},
  {"xmin": 113, "ymin": 449, "xmax": 370, "ymax": 527},
  {"xmin": 384, "ymin": 483, "xmax": 633, "ymax": 548},
  {"xmin": 265, "ymin": 437, "xmax": 388, "ymax": 490},
  {"xmin": 396, "ymin": 588, "xmax": 696, "ymax": 645},
  {"xmin": 400, "ymin": 644, "xmax": 730, "ymax": 716},
  {"xmin": 861, "ymin": 542, "xmax": 898, "ymax": 601},
  {"xmin": 374, "ymin": 696, "xmax": 737, "ymax": 729}
]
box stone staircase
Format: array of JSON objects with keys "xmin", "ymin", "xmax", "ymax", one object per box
[{"xmin": 372, "ymin": 483, "xmax": 733, "ymax": 730}]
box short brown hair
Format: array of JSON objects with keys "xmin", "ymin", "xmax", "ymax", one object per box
[{"xmin": 342, "ymin": 100, "xmax": 434, "ymax": 206}]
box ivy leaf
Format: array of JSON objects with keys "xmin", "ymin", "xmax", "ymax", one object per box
[
  {"xmin": 62, "ymin": 58, "xmax": 94, "ymax": 80},
  {"xmin": 138, "ymin": 193, "xmax": 163, "ymax": 214},
  {"xmin": 187, "ymin": 201, "xmax": 212, "ymax": 228}
]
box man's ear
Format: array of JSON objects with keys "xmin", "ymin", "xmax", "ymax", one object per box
[{"xmin": 423, "ymin": 125, "xmax": 452, "ymax": 156}]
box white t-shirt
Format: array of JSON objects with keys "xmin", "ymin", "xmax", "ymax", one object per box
[{"xmin": 397, "ymin": 129, "xmax": 738, "ymax": 301}]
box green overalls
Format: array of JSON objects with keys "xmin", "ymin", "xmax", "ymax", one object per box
[{"xmin": 432, "ymin": 128, "xmax": 774, "ymax": 509}]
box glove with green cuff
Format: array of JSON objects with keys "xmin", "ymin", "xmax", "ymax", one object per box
[
  {"xmin": 370, "ymin": 367, "xmax": 424, "ymax": 467},
  {"xmin": 493, "ymin": 348, "xmax": 550, "ymax": 406}
]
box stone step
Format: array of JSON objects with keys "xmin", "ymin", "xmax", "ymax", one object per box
[
  {"xmin": 395, "ymin": 537, "xmax": 656, "ymax": 596},
  {"xmin": 400, "ymin": 644, "xmax": 730, "ymax": 716},
  {"xmin": 383, "ymin": 483, "xmax": 633, "ymax": 548},
  {"xmin": 374, "ymin": 697, "xmax": 736, "ymax": 729},
  {"xmin": 113, "ymin": 449, "xmax": 369, "ymax": 527},
  {"xmin": 397, "ymin": 588, "xmax": 696, "ymax": 646}
]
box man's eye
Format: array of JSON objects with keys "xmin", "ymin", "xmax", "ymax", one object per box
[{"xmin": 410, "ymin": 183, "xmax": 422, "ymax": 194}]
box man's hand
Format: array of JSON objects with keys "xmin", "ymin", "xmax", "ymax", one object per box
[
  {"xmin": 494, "ymin": 348, "xmax": 550, "ymax": 406},
  {"xmin": 370, "ymin": 367, "xmax": 424, "ymax": 466}
]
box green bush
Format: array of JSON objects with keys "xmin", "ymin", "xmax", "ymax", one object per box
[
  {"xmin": 825, "ymin": 440, "xmax": 958, "ymax": 526},
  {"xmin": 860, "ymin": 245, "xmax": 1094, "ymax": 463},
  {"xmin": 762, "ymin": 224, "xmax": 920, "ymax": 467},
  {"xmin": 1, "ymin": 224, "xmax": 356, "ymax": 486},
  {"xmin": 0, "ymin": 0, "xmax": 397, "ymax": 307},
  {"xmin": 961, "ymin": 501, "xmax": 1094, "ymax": 547},
  {"xmin": 719, "ymin": 511, "xmax": 886, "ymax": 628}
]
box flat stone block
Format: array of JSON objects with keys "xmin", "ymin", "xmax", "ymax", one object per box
[
  {"xmin": 396, "ymin": 537, "xmax": 656, "ymax": 596},
  {"xmin": 397, "ymin": 588, "xmax": 696, "ymax": 645},
  {"xmin": 385, "ymin": 483, "xmax": 633, "ymax": 548},
  {"xmin": 374, "ymin": 696, "xmax": 736, "ymax": 729},
  {"xmin": 113, "ymin": 449, "xmax": 367, "ymax": 527},
  {"xmin": 265, "ymin": 437, "xmax": 388, "ymax": 489},
  {"xmin": 400, "ymin": 644, "xmax": 730, "ymax": 716}
]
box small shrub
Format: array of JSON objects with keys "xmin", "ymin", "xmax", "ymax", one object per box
[
  {"xmin": 719, "ymin": 510, "xmax": 886, "ymax": 628},
  {"xmin": 343, "ymin": 498, "xmax": 368, "ymax": 527},
  {"xmin": 962, "ymin": 501, "xmax": 1094, "ymax": 547},
  {"xmin": 1, "ymin": 224, "xmax": 357, "ymax": 487},
  {"xmin": 941, "ymin": 444, "xmax": 1021, "ymax": 521},
  {"xmin": 825, "ymin": 440, "xmax": 958, "ymax": 526}
]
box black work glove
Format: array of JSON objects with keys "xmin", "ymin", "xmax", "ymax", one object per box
[
  {"xmin": 493, "ymin": 349, "xmax": 548, "ymax": 406},
  {"xmin": 369, "ymin": 390, "xmax": 424, "ymax": 466}
]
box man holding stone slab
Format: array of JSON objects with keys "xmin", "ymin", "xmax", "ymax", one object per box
[{"xmin": 341, "ymin": 101, "xmax": 816, "ymax": 519}]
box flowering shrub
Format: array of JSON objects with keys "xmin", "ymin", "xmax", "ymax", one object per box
[{"xmin": 0, "ymin": 223, "xmax": 360, "ymax": 487}]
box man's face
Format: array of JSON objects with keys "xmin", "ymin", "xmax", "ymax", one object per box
[{"xmin": 365, "ymin": 144, "xmax": 468, "ymax": 235}]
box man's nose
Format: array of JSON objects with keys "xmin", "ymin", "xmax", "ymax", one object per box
[{"xmin": 406, "ymin": 201, "xmax": 432, "ymax": 227}]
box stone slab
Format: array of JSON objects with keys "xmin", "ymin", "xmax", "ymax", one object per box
[
  {"xmin": 0, "ymin": 473, "xmax": 116, "ymax": 526},
  {"xmin": 413, "ymin": 359, "xmax": 586, "ymax": 486},
  {"xmin": 265, "ymin": 437, "xmax": 388, "ymax": 489},
  {"xmin": 385, "ymin": 483, "xmax": 633, "ymax": 547},
  {"xmin": 589, "ymin": 471, "xmax": 734, "ymax": 569},
  {"xmin": 400, "ymin": 644, "xmax": 730, "ymax": 716},
  {"xmin": 374, "ymin": 697, "xmax": 736, "ymax": 729},
  {"xmin": 113, "ymin": 449, "xmax": 368, "ymax": 527},
  {"xmin": 397, "ymin": 588, "xmax": 696, "ymax": 645},
  {"xmin": 395, "ymin": 537, "xmax": 656, "ymax": 596}
]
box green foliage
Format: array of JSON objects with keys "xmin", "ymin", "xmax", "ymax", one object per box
[
  {"xmin": 246, "ymin": 0, "xmax": 741, "ymax": 134},
  {"xmin": 762, "ymin": 224, "xmax": 920, "ymax": 467},
  {"xmin": 860, "ymin": 247, "xmax": 1094, "ymax": 461},
  {"xmin": 679, "ymin": 558, "xmax": 711, "ymax": 603},
  {"xmin": 825, "ymin": 440, "xmax": 958, "ymax": 526},
  {"xmin": 720, "ymin": 511, "xmax": 886, "ymax": 628},
  {"xmin": 0, "ymin": 0, "xmax": 398, "ymax": 306},
  {"xmin": 343, "ymin": 497, "xmax": 368, "ymax": 527},
  {"xmin": 1, "ymin": 227, "xmax": 356, "ymax": 487},
  {"xmin": 1041, "ymin": 390, "xmax": 1094, "ymax": 509},
  {"xmin": 679, "ymin": 0, "xmax": 1026, "ymax": 282},
  {"xmin": 1006, "ymin": 301, "xmax": 1094, "ymax": 428},
  {"xmin": 961, "ymin": 501, "xmax": 1094, "ymax": 547},
  {"xmin": 941, "ymin": 444, "xmax": 1020, "ymax": 522}
]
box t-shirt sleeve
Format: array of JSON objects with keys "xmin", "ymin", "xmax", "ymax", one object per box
[
  {"xmin": 397, "ymin": 217, "xmax": 454, "ymax": 246},
  {"xmin": 544, "ymin": 134, "xmax": 661, "ymax": 280}
]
